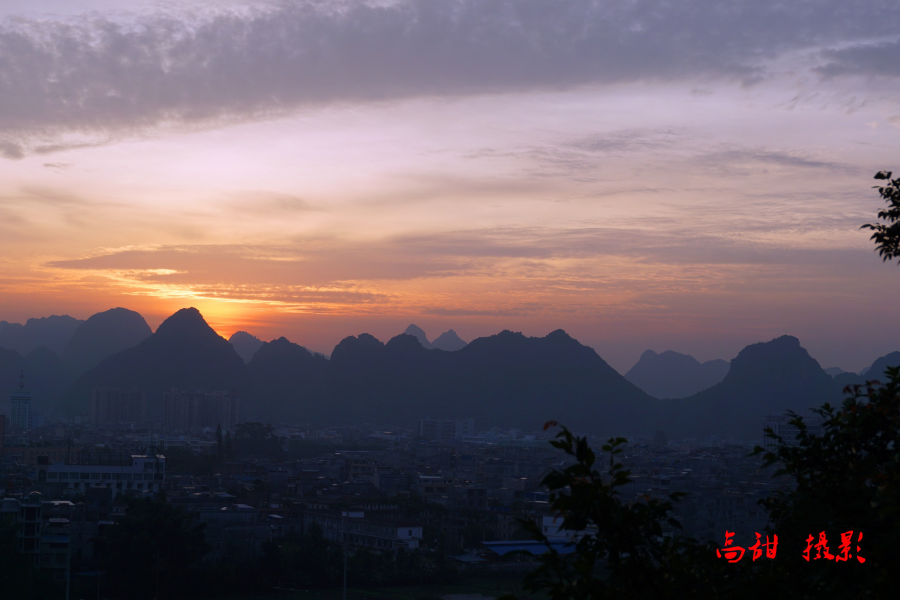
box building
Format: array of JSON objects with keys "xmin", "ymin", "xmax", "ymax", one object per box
[
  {"xmin": 1, "ymin": 445, "xmax": 75, "ymax": 466},
  {"xmin": 90, "ymin": 387, "xmax": 147, "ymax": 425},
  {"xmin": 418, "ymin": 417, "xmax": 475, "ymax": 443},
  {"xmin": 163, "ymin": 389, "xmax": 239, "ymax": 431},
  {"xmin": 0, "ymin": 414, "xmax": 5, "ymax": 449},
  {"xmin": 2, "ymin": 495, "xmax": 108, "ymax": 579},
  {"xmin": 39, "ymin": 450, "xmax": 166, "ymax": 499},
  {"xmin": 16, "ymin": 492, "xmax": 43, "ymax": 564},
  {"xmin": 9, "ymin": 372, "xmax": 31, "ymax": 430},
  {"xmin": 303, "ymin": 509, "xmax": 422, "ymax": 552}
]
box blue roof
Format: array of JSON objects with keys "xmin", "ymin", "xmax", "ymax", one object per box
[{"xmin": 482, "ymin": 541, "xmax": 575, "ymax": 556}]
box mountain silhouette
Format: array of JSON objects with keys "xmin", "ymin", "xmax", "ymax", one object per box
[
  {"xmin": 229, "ymin": 331, "xmax": 264, "ymax": 363},
  {"xmin": 868, "ymin": 351, "xmax": 900, "ymax": 380},
  {"xmin": 48, "ymin": 307, "xmax": 853, "ymax": 440},
  {"xmin": 242, "ymin": 337, "xmax": 328, "ymax": 421},
  {"xmin": 244, "ymin": 328, "xmax": 655, "ymax": 434},
  {"xmin": 833, "ymin": 351, "xmax": 900, "ymax": 389},
  {"xmin": 401, "ymin": 324, "xmax": 467, "ymax": 351},
  {"xmin": 403, "ymin": 324, "xmax": 433, "ymax": 349},
  {"xmin": 63, "ymin": 308, "xmax": 245, "ymax": 418},
  {"xmin": 656, "ymin": 335, "xmax": 838, "ymax": 439},
  {"xmin": 432, "ymin": 329, "xmax": 467, "ymax": 351},
  {"xmin": 61, "ymin": 308, "xmax": 152, "ymax": 379},
  {"xmin": 625, "ymin": 350, "xmax": 729, "ymax": 398},
  {"xmin": 0, "ymin": 315, "xmax": 83, "ymax": 356}
]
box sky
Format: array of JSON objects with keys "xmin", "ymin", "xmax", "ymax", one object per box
[{"xmin": 1, "ymin": 0, "xmax": 899, "ymax": 373}]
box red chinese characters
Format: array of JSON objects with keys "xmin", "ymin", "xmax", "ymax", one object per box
[
  {"xmin": 716, "ymin": 531, "xmax": 745, "ymax": 563},
  {"xmin": 748, "ymin": 533, "xmax": 778, "ymax": 560},
  {"xmin": 720, "ymin": 531, "xmax": 865, "ymax": 564},
  {"xmin": 804, "ymin": 531, "xmax": 865, "ymax": 563}
]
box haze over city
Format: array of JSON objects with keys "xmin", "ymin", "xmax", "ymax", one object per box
[{"xmin": 1, "ymin": 0, "xmax": 899, "ymax": 373}]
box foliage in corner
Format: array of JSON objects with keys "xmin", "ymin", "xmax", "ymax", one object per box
[
  {"xmin": 514, "ymin": 422, "xmax": 742, "ymax": 600},
  {"xmin": 753, "ymin": 366, "xmax": 900, "ymax": 599},
  {"xmin": 862, "ymin": 170, "xmax": 900, "ymax": 263}
]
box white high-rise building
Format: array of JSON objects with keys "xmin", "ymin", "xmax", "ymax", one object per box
[{"xmin": 9, "ymin": 372, "xmax": 31, "ymax": 430}]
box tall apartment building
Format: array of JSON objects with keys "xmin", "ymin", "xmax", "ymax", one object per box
[
  {"xmin": 9, "ymin": 372, "xmax": 31, "ymax": 430},
  {"xmin": 418, "ymin": 417, "xmax": 475, "ymax": 443},
  {"xmin": 90, "ymin": 387, "xmax": 147, "ymax": 425},
  {"xmin": 163, "ymin": 389, "xmax": 239, "ymax": 431}
]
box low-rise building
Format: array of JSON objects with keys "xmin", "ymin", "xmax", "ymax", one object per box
[
  {"xmin": 39, "ymin": 451, "xmax": 165, "ymax": 498},
  {"xmin": 303, "ymin": 509, "xmax": 422, "ymax": 551}
]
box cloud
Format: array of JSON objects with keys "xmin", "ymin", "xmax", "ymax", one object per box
[
  {"xmin": 696, "ymin": 148, "xmax": 858, "ymax": 175},
  {"xmin": 816, "ymin": 40, "xmax": 900, "ymax": 78},
  {"xmin": 223, "ymin": 191, "xmax": 319, "ymax": 216},
  {"xmin": 0, "ymin": 140, "xmax": 24, "ymax": 159},
  {"xmin": 570, "ymin": 129, "xmax": 682, "ymax": 154},
  {"xmin": 44, "ymin": 214, "xmax": 872, "ymax": 290},
  {"xmin": 2, "ymin": 0, "xmax": 899, "ymax": 153}
]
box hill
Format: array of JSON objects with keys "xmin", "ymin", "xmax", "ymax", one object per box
[
  {"xmin": 242, "ymin": 337, "xmax": 329, "ymax": 421},
  {"xmin": 403, "ymin": 324, "xmax": 433, "ymax": 349},
  {"xmin": 52, "ymin": 308, "xmax": 852, "ymax": 440},
  {"xmin": 625, "ymin": 350, "xmax": 729, "ymax": 398},
  {"xmin": 656, "ymin": 335, "xmax": 839, "ymax": 439},
  {"xmin": 229, "ymin": 331, "xmax": 264, "ymax": 363},
  {"xmin": 244, "ymin": 328, "xmax": 654, "ymax": 435},
  {"xmin": 432, "ymin": 329, "xmax": 467, "ymax": 351},
  {"xmin": 63, "ymin": 308, "xmax": 245, "ymax": 418},
  {"xmin": 61, "ymin": 308, "xmax": 152, "ymax": 379},
  {"xmin": 401, "ymin": 324, "xmax": 468, "ymax": 351},
  {"xmin": 834, "ymin": 351, "xmax": 900, "ymax": 389},
  {"xmin": 0, "ymin": 315, "xmax": 83, "ymax": 356}
]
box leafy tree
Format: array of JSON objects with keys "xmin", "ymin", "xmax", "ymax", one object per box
[
  {"xmin": 753, "ymin": 367, "xmax": 900, "ymax": 599},
  {"xmin": 233, "ymin": 422, "xmax": 284, "ymax": 459},
  {"xmin": 862, "ymin": 170, "xmax": 900, "ymax": 263},
  {"xmin": 515, "ymin": 423, "xmax": 744, "ymax": 600},
  {"xmin": 94, "ymin": 496, "xmax": 209, "ymax": 599},
  {"xmin": 262, "ymin": 524, "xmax": 343, "ymax": 589},
  {"xmin": 513, "ymin": 170, "xmax": 900, "ymax": 599}
]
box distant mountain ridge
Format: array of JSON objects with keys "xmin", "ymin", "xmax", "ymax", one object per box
[
  {"xmin": 229, "ymin": 331, "xmax": 264, "ymax": 363},
  {"xmin": 61, "ymin": 308, "xmax": 152, "ymax": 378},
  {"xmin": 625, "ymin": 350, "xmax": 729, "ymax": 398},
  {"xmin": 655, "ymin": 335, "xmax": 839, "ymax": 439},
  {"xmin": 402, "ymin": 324, "xmax": 468, "ymax": 351},
  {"xmin": 0, "ymin": 315, "xmax": 83, "ymax": 356},
  {"xmin": 7, "ymin": 306, "xmax": 891, "ymax": 440},
  {"xmin": 64, "ymin": 308, "xmax": 245, "ymax": 418},
  {"xmin": 833, "ymin": 351, "xmax": 900, "ymax": 389}
]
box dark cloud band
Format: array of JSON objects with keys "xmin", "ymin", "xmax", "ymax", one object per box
[{"xmin": 0, "ymin": 0, "xmax": 898, "ymax": 152}]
